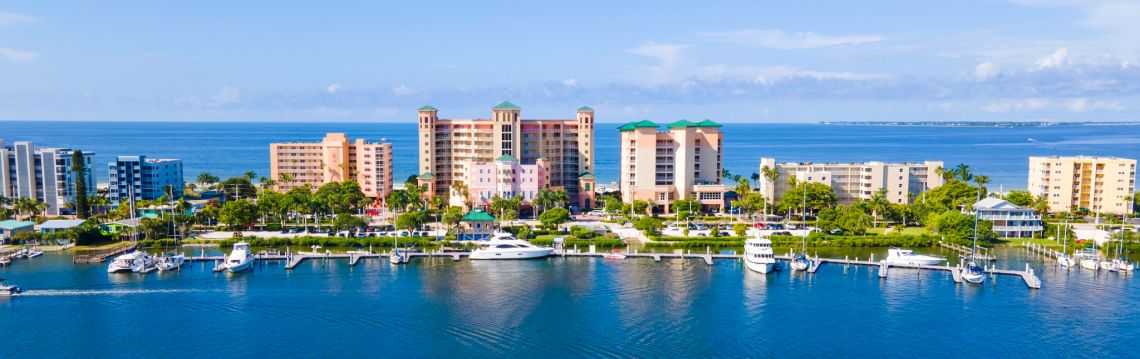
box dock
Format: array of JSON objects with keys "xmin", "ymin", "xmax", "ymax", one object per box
[
  {"xmin": 938, "ymin": 241, "xmax": 996, "ymax": 260},
  {"xmin": 73, "ymin": 242, "xmax": 136, "ymax": 264}
]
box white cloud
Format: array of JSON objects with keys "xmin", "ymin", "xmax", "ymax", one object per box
[
  {"xmin": 982, "ymin": 98, "xmax": 1049, "ymax": 112},
  {"xmin": 562, "ymin": 78, "xmax": 577, "ymax": 87},
  {"xmin": 698, "ymin": 29, "xmax": 883, "ymax": 49},
  {"xmin": 0, "ymin": 11, "xmax": 38, "ymax": 26},
  {"xmin": 391, "ymin": 85, "xmax": 417, "ymax": 96},
  {"xmin": 326, "ymin": 83, "xmax": 342, "ymax": 94},
  {"xmin": 1068, "ymin": 97, "xmax": 1123, "ymax": 112},
  {"xmin": 208, "ymin": 86, "xmax": 240, "ymax": 107},
  {"xmin": 973, "ymin": 61, "xmax": 1002, "ymax": 81},
  {"xmin": 627, "ymin": 43, "xmax": 688, "ymax": 84},
  {"xmin": 1035, "ymin": 48, "xmax": 1069, "ymax": 69},
  {"xmin": 0, "ymin": 47, "xmax": 38, "ymax": 62}
]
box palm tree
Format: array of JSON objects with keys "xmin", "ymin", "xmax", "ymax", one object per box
[
  {"xmin": 552, "ymin": 189, "xmax": 570, "ymax": 209},
  {"xmin": 1032, "ymin": 194, "xmax": 1050, "ymax": 215},
  {"xmin": 196, "ymin": 172, "xmax": 219, "ymax": 188},
  {"xmin": 244, "ymin": 171, "xmax": 257, "ymax": 182},
  {"xmin": 533, "ymin": 189, "xmax": 554, "ymax": 215},
  {"xmin": 934, "ymin": 166, "xmax": 953, "ymax": 182},
  {"xmin": 973, "ymin": 175, "xmax": 990, "ymax": 200},
  {"xmin": 734, "ymin": 177, "xmax": 751, "ymax": 195},
  {"xmin": 278, "ymin": 173, "xmax": 294, "ymax": 190},
  {"xmin": 954, "ymin": 163, "xmax": 973, "ymax": 182},
  {"xmin": 450, "ymin": 181, "xmax": 471, "ymax": 209},
  {"xmin": 750, "ymin": 172, "xmax": 761, "ymax": 185},
  {"xmin": 868, "ymin": 189, "xmax": 890, "ymax": 226}
]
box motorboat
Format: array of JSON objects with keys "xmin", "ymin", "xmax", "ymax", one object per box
[
  {"xmin": 225, "ymin": 241, "xmax": 255, "ymax": 272},
  {"xmin": 601, "ymin": 249, "xmax": 627, "ymax": 260},
  {"xmin": 469, "ymin": 232, "xmax": 553, "ymax": 260},
  {"xmin": 25, "ymin": 247, "xmax": 43, "ymax": 258},
  {"xmin": 1075, "ymin": 251, "xmax": 1100, "ymax": 271},
  {"xmin": 743, "ymin": 235, "xmax": 776, "ymax": 274},
  {"xmin": 156, "ymin": 254, "xmax": 186, "ymax": 272},
  {"xmin": 1100, "ymin": 259, "xmax": 1118, "ymax": 272},
  {"xmin": 133, "ymin": 253, "xmax": 157, "ymax": 273},
  {"xmin": 961, "ymin": 260, "xmax": 987, "ymax": 284},
  {"xmin": 107, "ymin": 252, "xmax": 147, "ymax": 273},
  {"xmin": 1057, "ymin": 252, "xmax": 1076, "ymax": 268},
  {"xmin": 882, "ymin": 248, "xmax": 945, "ymax": 266},
  {"xmin": 0, "ymin": 278, "xmax": 21, "ymax": 296},
  {"xmin": 1113, "ymin": 259, "xmax": 1134, "ymax": 273}
]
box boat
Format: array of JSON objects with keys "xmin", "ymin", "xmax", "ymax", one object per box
[
  {"xmin": 789, "ymin": 189, "xmax": 814, "ymax": 272},
  {"xmin": 1100, "ymin": 259, "xmax": 1118, "ymax": 272},
  {"xmin": 133, "ymin": 253, "xmax": 157, "ymax": 273},
  {"xmin": 601, "ymin": 249, "xmax": 627, "ymax": 260},
  {"xmin": 390, "ymin": 238, "xmax": 409, "ymax": 265},
  {"xmin": 1057, "ymin": 222, "xmax": 1075, "ymax": 268},
  {"xmin": 469, "ymin": 232, "xmax": 554, "ymax": 260},
  {"xmin": 107, "ymin": 252, "xmax": 147, "ymax": 273},
  {"xmin": 225, "ymin": 241, "xmax": 255, "ymax": 272},
  {"xmin": 156, "ymin": 254, "xmax": 186, "ymax": 272},
  {"xmin": 1075, "ymin": 250, "xmax": 1100, "ymax": 271},
  {"xmin": 1113, "ymin": 258, "xmax": 1134, "ymax": 272},
  {"xmin": 0, "ymin": 278, "xmax": 21, "ymax": 296},
  {"xmin": 961, "ymin": 207, "xmax": 987, "ymax": 284},
  {"xmin": 882, "ymin": 248, "xmax": 945, "ymax": 266},
  {"xmin": 743, "ymin": 234, "xmax": 776, "ymax": 274},
  {"xmin": 0, "ymin": 256, "xmax": 10, "ymax": 266},
  {"xmin": 25, "ymin": 247, "xmax": 43, "ymax": 258}
]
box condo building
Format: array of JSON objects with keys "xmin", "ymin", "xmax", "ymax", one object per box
[
  {"xmin": 1028, "ymin": 156, "xmax": 1136, "ymax": 215},
  {"xmin": 416, "ymin": 102, "xmax": 596, "ymax": 210},
  {"xmin": 460, "ymin": 155, "xmax": 549, "ymax": 207},
  {"xmin": 0, "ymin": 140, "xmax": 96, "ymax": 216},
  {"xmin": 618, "ymin": 120, "xmax": 726, "ymax": 213},
  {"xmin": 971, "ymin": 197, "xmax": 1043, "ymax": 238},
  {"xmin": 269, "ymin": 133, "xmax": 393, "ymax": 199},
  {"xmin": 108, "ymin": 155, "xmax": 184, "ymax": 205},
  {"xmin": 758, "ymin": 158, "xmax": 944, "ymax": 205}
]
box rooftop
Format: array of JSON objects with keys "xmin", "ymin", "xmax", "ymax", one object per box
[
  {"xmin": 579, "ymin": 173, "xmax": 595, "ymax": 179},
  {"xmin": 418, "ymin": 105, "xmax": 438, "ymax": 111},
  {"xmin": 461, "ymin": 209, "xmax": 496, "ymax": 222},
  {"xmin": 38, "ymin": 219, "xmax": 86, "ymax": 229},
  {"xmin": 417, "ymin": 172, "xmax": 437, "ymax": 180},
  {"xmin": 577, "ymin": 106, "xmax": 594, "ymax": 112},
  {"xmin": 496, "ymin": 154, "xmax": 518, "ymax": 162},
  {"xmin": 974, "ymin": 197, "xmax": 1031, "ymax": 211},
  {"xmin": 0, "ymin": 220, "xmax": 36, "ymax": 230},
  {"xmin": 493, "ymin": 101, "xmax": 520, "ymax": 110},
  {"xmin": 617, "ymin": 120, "xmax": 659, "ymax": 131},
  {"xmin": 667, "ymin": 119, "xmax": 722, "ymax": 129}
]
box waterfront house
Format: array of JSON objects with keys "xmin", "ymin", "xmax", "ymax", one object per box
[
  {"xmin": 972, "ymin": 197, "xmax": 1044, "ymax": 238},
  {"xmin": 38, "ymin": 219, "xmax": 86, "ymax": 234},
  {"xmin": 0, "ymin": 220, "xmax": 35, "ymax": 244},
  {"xmin": 458, "ymin": 208, "xmax": 496, "ymax": 240}
]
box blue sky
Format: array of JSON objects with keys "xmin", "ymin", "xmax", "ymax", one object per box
[{"xmin": 2, "ymin": 0, "xmax": 1139, "ymax": 122}]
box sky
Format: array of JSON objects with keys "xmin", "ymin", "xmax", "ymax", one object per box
[{"xmin": 2, "ymin": 0, "xmax": 1140, "ymax": 123}]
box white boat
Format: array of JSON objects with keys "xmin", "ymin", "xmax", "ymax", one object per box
[
  {"xmin": 882, "ymin": 248, "xmax": 945, "ymax": 266},
  {"xmin": 1113, "ymin": 259, "xmax": 1134, "ymax": 272},
  {"xmin": 744, "ymin": 235, "xmax": 776, "ymax": 274},
  {"xmin": 133, "ymin": 253, "xmax": 157, "ymax": 273},
  {"xmin": 1057, "ymin": 253, "xmax": 1076, "ymax": 268},
  {"xmin": 601, "ymin": 250, "xmax": 627, "ymax": 260},
  {"xmin": 390, "ymin": 242, "xmax": 409, "ymax": 265},
  {"xmin": 0, "ymin": 278, "xmax": 21, "ymax": 296},
  {"xmin": 469, "ymin": 232, "xmax": 553, "ymax": 260},
  {"xmin": 789, "ymin": 189, "xmax": 813, "ymax": 272},
  {"xmin": 1076, "ymin": 251, "xmax": 1100, "ymax": 271},
  {"xmin": 1099, "ymin": 260, "xmax": 1118, "ymax": 272},
  {"xmin": 107, "ymin": 252, "xmax": 147, "ymax": 273},
  {"xmin": 961, "ymin": 261, "xmax": 986, "ymax": 284},
  {"xmin": 156, "ymin": 254, "xmax": 185, "ymax": 272},
  {"xmin": 25, "ymin": 248, "xmax": 44, "ymax": 258},
  {"xmin": 225, "ymin": 241, "xmax": 255, "ymax": 272},
  {"xmin": 790, "ymin": 254, "xmax": 811, "ymax": 271}
]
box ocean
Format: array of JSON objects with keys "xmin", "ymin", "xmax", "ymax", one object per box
[{"xmin": 3, "ymin": 121, "xmax": 1138, "ymax": 190}]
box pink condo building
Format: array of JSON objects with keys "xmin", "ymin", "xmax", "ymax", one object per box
[
  {"xmin": 269, "ymin": 133, "xmax": 393, "ymax": 199},
  {"xmin": 458, "ymin": 155, "xmax": 549, "ymax": 207},
  {"xmin": 618, "ymin": 119, "xmax": 727, "ymax": 214}
]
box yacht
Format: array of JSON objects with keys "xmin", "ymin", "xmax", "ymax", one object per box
[
  {"xmin": 1057, "ymin": 252, "xmax": 1077, "ymax": 268},
  {"xmin": 1075, "ymin": 251, "xmax": 1100, "ymax": 271},
  {"xmin": 469, "ymin": 232, "xmax": 553, "ymax": 260},
  {"xmin": 0, "ymin": 278, "xmax": 21, "ymax": 296},
  {"xmin": 225, "ymin": 241, "xmax": 255, "ymax": 272},
  {"xmin": 882, "ymin": 248, "xmax": 945, "ymax": 266},
  {"xmin": 743, "ymin": 235, "xmax": 776, "ymax": 274},
  {"xmin": 156, "ymin": 254, "xmax": 185, "ymax": 272},
  {"xmin": 133, "ymin": 253, "xmax": 157, "ymax": 273},
  {"xmin": 107, "ymin": 252, "xmax": 148, "ymax": 273}
]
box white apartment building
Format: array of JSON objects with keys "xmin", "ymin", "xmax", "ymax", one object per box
[
  {"xmin": 0, "ymin": 140, "xmax": 96, "ymax": 216},
  {"xmin": 758, "ymin": 158, "xmax": 944, "ymax": 205}
]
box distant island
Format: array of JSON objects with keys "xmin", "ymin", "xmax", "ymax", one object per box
[{"xmin": 820, "ymin": 121, "xmax": 1140, "ymax": 127}]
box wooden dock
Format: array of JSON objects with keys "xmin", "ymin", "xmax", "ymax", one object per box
[
  {"xmin": 73, "ymin": 242, "xmax": 136, "ymax": 264},
  {"xmin": 938, "ymin": 241, "xmax": 996, "ymax": 260}
]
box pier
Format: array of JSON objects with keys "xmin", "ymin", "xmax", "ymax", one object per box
[
  {"xmin": 938, "ymin": 241, "xmax": 996, "ymax": 260},
  {"xmin": 73, "ymin": 242, "xmax": 136, "ymax": 264}
]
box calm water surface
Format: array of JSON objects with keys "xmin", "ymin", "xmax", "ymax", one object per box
[{"xmin": 1, "ymin": 247, "xmax": 1136, "ymax": 358}]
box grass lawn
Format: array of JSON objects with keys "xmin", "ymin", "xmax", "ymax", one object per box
[
  {"xmin": 1001, "ymin": 237, "xmax": 1062, "ymax": 247},
  {"xmin": 866, "ymin": 227, "xmax": 930, "ymax": 235},
  {"xmin": 73, "ymin": 241, "xmax": 130, "ymax": 251}
]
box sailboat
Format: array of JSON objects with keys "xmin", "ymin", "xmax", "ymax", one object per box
[
  {"xmin": 1111, "ymin": 221, "xmax": 1134, "ymax": 273},
  {"xmin": 390, "ymin": 237, "xmax": 408, "ymax": 265},
  {"xmin": 961, "ymin": 209, "xmax": 987, "ymax": 284},
  {"xmin": 1057, "ymin": 221, "xmax": 1076, "ymax": 268},
  {"xmin": 790, "ymin": 187, "xmax": 813, "ymax": 272}
]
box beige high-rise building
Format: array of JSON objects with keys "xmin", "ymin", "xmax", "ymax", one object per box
[
  {"xmin": 619, "ymin": 120, "xmax": 725, "ymax": 213},
  {"xmin": 758, "ymin": 158, "xmax": 944, "ymax": 205},
  {"xmin": 416, "ymin": 102, "xmax": 596, "ymax": 210},
  {"xmin": 269, "ymin": 133, "xmax": 393, "ymax": 198},
  {"xmin": 1028, "ymin": 156, "xmax": 1136, "ymax": 215}
]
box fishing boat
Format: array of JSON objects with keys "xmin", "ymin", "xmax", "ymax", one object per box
[
  {"xmin": 0, "ymin": 278, "xmax": 21, "ymax": 296},
  {"xmin": 744, "ymin": 233, "xmax": 776, "ymax": 274},
  {"xmin": 156, "ymin": 254, "xmax": 185, "ymax": 272},
  {"xmin": 225, "ymin": 241, "xmax": 255, "ymax": 272},
  {"xmin": 882, "ymin": 248, "xmax": 945, "ymax": 266},
  {"xmin": 470, "ymin": 232, "xmax": 553, "ymax": 260}
]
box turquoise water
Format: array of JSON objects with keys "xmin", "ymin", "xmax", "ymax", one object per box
[
  {"xmin": 2, "ymin": 248, "xmax": 1137, "ymax": 357},
  {"xmin": 2, "ymin": 121, "xmax": 1139, "ymax": 189}
]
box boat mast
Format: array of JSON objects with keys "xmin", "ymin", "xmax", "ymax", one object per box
[{"xmin": 801, "ymin": 182, "xmax": 807, "ymax": 254}]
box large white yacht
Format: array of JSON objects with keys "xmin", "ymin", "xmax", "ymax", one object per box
[
  {"xmin": 469, "ymin": 232, "xmax": 553, "ymax": 260},
  {"xmin": 225, "ymin": 242, "xmax": 255, "ymax": 272},
  {"xmin": 744, "ymin": 235, "xmax": 776, "ymax": 274},
  {"xmin": 156, "ymin": 254, "xmax": 185, "ymax": 272},
  {"xmin": 107, "ymin": 252, "xmax": 149, "ymax": 273},
  {"xmin": 882, "ymin": 248, "xmax": 945, "ymax": 266}
]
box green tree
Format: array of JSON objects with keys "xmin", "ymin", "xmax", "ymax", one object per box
[
  {"xmin": 218, "ymin": 199, "xmax": 258, "ymax": 230},
  {"xmin": 333, "ymin": 213, "xmax": 367, "ymax": 231},
  {"xmin": 196, "ymin": 172, "xmax": 220, "ymax": 189},
  {"xmin": 634, "ymin": 216, "xmax": 663, "ymax": 236},
  {"xmin": 1004, "ymin": 190, "xmax": 1034, "ymax": 207},
  {"xmin": 396, "ymin": 210, "xmax": 428, "ymax": 230},
  {"xmin": 778, "ymin": 182, "xmax": 837, "ymax": 218},
  {"xmin": 867, "ymin": 188, "xmax": 890, "ymax": 226},
  {"xmin": 441, "ymin": 206, "xmax": 464, "ymax": 232},
  {"xmin": 631, "ymin": 200, "xmax": 649, "ymax": 215},
  {"xmin": 538, "ymin": 207, "xmax": 571, "ymax": 230},
  {"xmin": 671, "ymin": 199, "xmax": 701, "ymax": 218},
  {"xmin": 953, "ymin": 163, "xmax": 974, "ymax": 182},
  {"xmin": 71, "ymin": 150, "xmax": 90, "ymax": 218},
  {"xmin": 732, "ymin": 192, "xmax": 766, "ymax": 220},
  {"xmin": 219, "ymin": 176, "xmax": 257, "ymax": 200},
  {"xmin": 973, "ymin": 174, "xmax": 990, "ymax": 200},
  {"xmin": 927, "ymin": 210, "xmax": 996, "ymax": 243}
]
